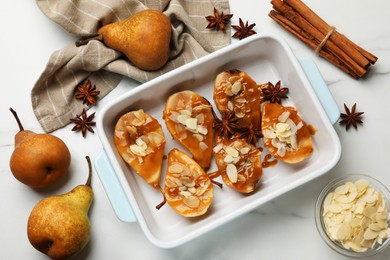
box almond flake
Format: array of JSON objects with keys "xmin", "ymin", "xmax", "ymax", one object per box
[
  {"xmin": 126, "ymin": 126, "xmax": 137, "ymax": 135},
  {"xmin": 236, "ymin": 112, "xmax": 245, "ymax": 118},
  {"xmin": 130, "ymin": 144, "xmax": 146, "ymax": 157},
  {"xmin": 263, "ymin": 129, "xmax": 276, "ymax": 139},
  {"xmin": 169, "ymin": 163, "xmax": 184, "ymax": 173},
  {"xmin": 227, "ymin": 101, "xmax": 234, "ymax": 111},
  {"xmin": 228, "ymin": 76, "xmax": 242, "ymax": 83},
  {"xmin": 169, "ymin": 111, "xmax": 180, "ymax": 122},
  {"xmin": 335, "ymin": 184, "xmax": 349, "ymax": 195},
  {"xmin": 197, "ymin": 125, "xmax": 208, "ymax": 135},
  {"xmin": 224, "ymin": 154, "xmax": 234, "ymax": 163},
  {"xmin": 182, "ymin": 178, "xmax": 195, "ymax": 188},
  {"xmin": 183, "ymin": 196, "xmax": 200, "ymax": 208},
  {"xmin": 180, "ymin": 190, "xmax": 192, "ymax": 198},
  {"xmin": 278, "ymin": 111, "xmax": 290, "ymax": 123},
  {"xmin": 165, "ymin": 178, "xmax": 178, "ymax": 188},
  {"xmin": 355, "ymin": 179, "xmax": 370, "ymax": 193},
  {"xmin": 188, "ymin": 187, "xmax": 197, "ymax": 194},
  {"xmin": 213, "ymin": 143, "xmax": 223, "ymax": 153},
  {"xmin": 186, "ymin": 118, "xmax": 198, "ymax": 130},
  {"xmin": 147, "ymin": 132, "xmax": 164, "ymax": 146},
  {"xmin": 226, "ymin": 146, "xmax": 239, "ymax": 158},
  {"xmin": 199, "ymin": 142, "xmax": 208, "ymax": 150},
  {"xmin": 276, "ymin": 122, "xmax": 290, "ymax": 133},
  {"xmin": 135, "ymin": 137, "xmax": 147, "ymax": 150},
  {"xmin": 177, "ymin": 114, "xmax": 190, "ymax": 125},
  {"xmin": 226, "ymin": 164, "xmax": 238, "ymax": 183},
  {"xmin": 240, "ymin": 147, "xmax": 250, "ymax": 154},
  {"xmin": 231, "ymin": 81, "xmax": 242, "ymax": 94},
  {"xmin": 322, "ymin": 179, "xmax": 390, "ymax": 252},
  {"xmin": 179, "ymin": 109, "xmax": 192, "ymax": 116},
  {"xmin": 364, "ymin": 229, "xmax": 380, "ymax": 240},
  {"xmin": 196, "ymin": 113, "xmax": 205, "ymax": 124},
  {"xmin": 192, "ymin": 133, "xmax": 204, "ymax": 142},
  {"xmin": 236, "ymin": 98, "xmax": 247, "ymax": 104}
]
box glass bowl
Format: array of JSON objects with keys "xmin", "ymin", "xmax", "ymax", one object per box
[{"xmin": 315, "ymin": 174, "xmax": 390, "ymax": 258}]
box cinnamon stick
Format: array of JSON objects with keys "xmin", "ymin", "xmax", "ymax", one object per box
[
  {"xmin": 269, "ymin": 10, "xmax": 359, "ymax": 78},
  {"xmin": 271, "ymin": 0, "xmax": 366, "ymax": 78},
  {"xmin": 284, "ymin": 0, "xmax": 376, "ymax": 68},
  {"xmin": 269, "ymin": 0, "xmax": 377, "ymax": 79}
]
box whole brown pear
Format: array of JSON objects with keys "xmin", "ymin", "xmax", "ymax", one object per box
[
  {"xmin": 76, "ymin": 9, "xmax": 172, "ymax": 71},
  {"xmin": 9, "ymin": 108, "xmax": 71, "ymax": 188},
  {"xmin": 27, "ymin": 156, "xmax": 93, "ymax": 260}
]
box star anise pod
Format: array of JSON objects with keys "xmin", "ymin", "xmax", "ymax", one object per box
[
  {"xmin": 239, "ymin": 123, "xmax": 263, "ymax": 145},
  {"xmin": 74, "ymin": 79, "xmax": 100, "ymax": 106},
  {"xmin": 339, "ymin": 103, "xmax": 364, "ymax": 131},
  {"xmin": 70, "ymin": 108, "xmax": 96, "ymax": 137},
  {"xmin": 205, "ymin": 7, "xmax": 233, "ymax": 32},
  {"xmin": 262, "ymin": 80, "xmax": 289, "ymax": 104},
  {"xmin": 232, "ymin": 18, "xmax": 257, "ymax": 40},
  {"xmin": 213, "ymin": 110, "xmax": 241, "ymax": 139}
]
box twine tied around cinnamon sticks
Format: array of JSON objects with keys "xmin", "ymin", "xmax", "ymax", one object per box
[
  {"xmin": 315, "ymin": 26, "xmax": 335, "ymax": 55},
  {"xmin": 269, "ymin": 0, "xmax": 377, "ymax": 79}
]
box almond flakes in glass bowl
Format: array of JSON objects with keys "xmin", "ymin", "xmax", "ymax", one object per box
[{"xmin": 315, "ymin": 174, "xmax": 390, "ymax": 258}]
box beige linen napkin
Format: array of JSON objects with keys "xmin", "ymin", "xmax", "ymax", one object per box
[{"xmin": 32, "ymin": 0, "xmax": 231, "ymax": 132}]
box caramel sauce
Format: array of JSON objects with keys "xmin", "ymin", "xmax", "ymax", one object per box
[
  {"xmin": 262, "ymin": 154, "xmax": 278, "ymax": 168},
  {"xmin": 308, "ymin": 124, "xmax": 317, "ymax": 135}
]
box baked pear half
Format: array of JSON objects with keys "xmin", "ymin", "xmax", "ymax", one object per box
[
  {"xmin": 163, "ymin": 90, "xmax": 214, "ymax": 170},
  {"xmin": 214, "ymin": 136, "xmax": 263, "ymax": 193},
  {"xmin": 261, "ymin": 103, "xmax": 314, "ymax": 164},
  {"xmin": 164, "ymin": 148, "xmax": 213, "ymax": 217},
  {"xmin": 114, "ymin": 109, "xmax": 166, "ymax": 189},
  {"xmin": 214, "ymin": 69, "xmax": 263, "ymax": 129}
]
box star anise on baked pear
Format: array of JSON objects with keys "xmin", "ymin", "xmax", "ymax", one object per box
[
  {"xmin": 238, "ymin": 123, "xmax": 263, "ymax": 145},
  {"xmin": 261, "ymin": 80, "xmax": 289, "ymax": 104},
  {"xmin": 213, "ymin": 110, "xmax": 241, "ymax": 139}
]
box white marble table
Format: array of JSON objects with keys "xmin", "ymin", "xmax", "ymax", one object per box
[{"xmin": 1, "ymin": 0, "xmax": 390, "ymax": 259}]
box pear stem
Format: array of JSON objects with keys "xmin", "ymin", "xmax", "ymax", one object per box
[
  {"xmin": 75, "ymin": 34, "xmax": 103, "ymax": 47},
  {"xmin": 155, "ymin": 187, "xmax": 166, "ymax": 210},
  {"xmin": 9, "ymin": 107, "xmax": 24, "ymax": 131},
  {"xmin": 85, "ymin": 156, "xmax": 92, "ymax": 187}
]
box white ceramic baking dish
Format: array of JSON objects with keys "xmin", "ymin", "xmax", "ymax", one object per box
[{"xmin": 95, "ymin": 32, "xmax": 341, "ymax": 248}]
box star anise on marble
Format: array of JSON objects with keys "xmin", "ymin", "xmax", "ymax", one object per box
[
  {"xmin": 213, "ymin": 110, "xmax": 241, "ymax": 139},
  {"xmin": 70, "ymin": 108, "xmax": 96, "ymax": 137},
  {"xmin": 232, "ymin": 18, "xmax": 257, "ymax": 40},
  {"xmin": 339, "ymin": 103, "xmax": 364, "ymax": 131},
  {"xmin": 74, "ymin": 79, "xmax": 100, "ymax": 106},
  {"xmin": 262, "ymin": 80, "xmax": 289, "ymax": 104},
  {"xmin": 238, "ymin": 123, "xmax": 263, "ymax": 145},
  {"xmin": 205, "ymin": 7, "xmax": 233, "ymax": 32}
]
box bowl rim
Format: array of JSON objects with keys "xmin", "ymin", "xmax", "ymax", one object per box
[{"xmin": 315, "ymin": 173, "xmax": 390, "ymax": 258}]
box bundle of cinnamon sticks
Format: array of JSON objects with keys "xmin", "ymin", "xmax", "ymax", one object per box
[{"xmin": 269, "ymin": 0, "xmax": 377, "ymax": 79}]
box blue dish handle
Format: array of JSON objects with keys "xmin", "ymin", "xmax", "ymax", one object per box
[
  {"xmin": 94, "ymin": 150, "xmax": 137, "ymax": 222},
  {"xmin": 299, "ymin": 59, "xmax": 340, "ymax": 124},
  {"xmin": 94, "ymin": 59, "xmax": 339, "ymax": 223}
]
